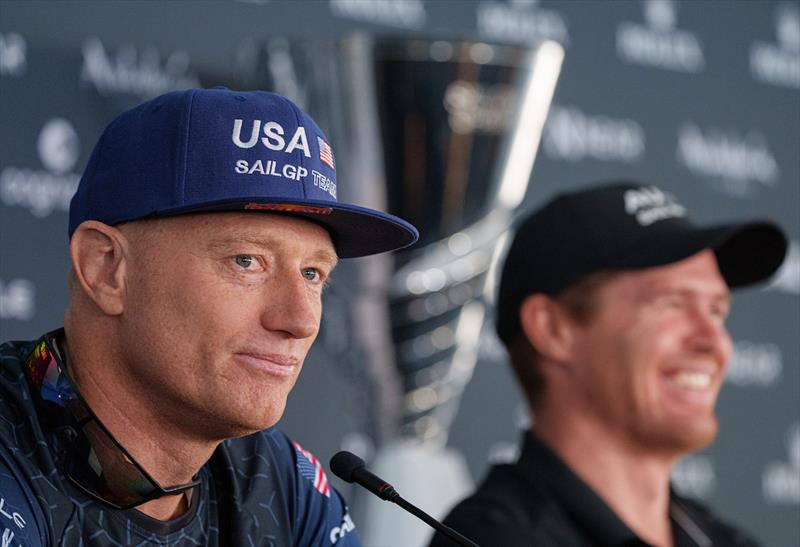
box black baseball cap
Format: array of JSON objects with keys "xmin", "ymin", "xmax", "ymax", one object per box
[{"xmin": 495, "ymin": 182, "xmax": 788, "ymax": 346}]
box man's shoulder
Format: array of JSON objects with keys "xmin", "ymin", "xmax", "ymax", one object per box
[
  {"xmin": 0, "ymin": 339, "xmax": 31, "ymax": 378},
  {"xmin": 220, "ymin": 429, "xmax": 334, "ymax": 494},
  {"xmin": 0, "ymin": 338, "xmax": 35, "ymax": 404},
  {"xmin": 435, "ymin": 461, "xmax": 568, "ymax": 547},
  {"xmin": 0, "ymin": 338, "xmax": 40, "ymax": 450},
  {"xmin": 0, "ymin": 338, "xmax": 54, "ymax": 546},
  {"xmin": 218, "ymin": 430, "xmax": 360, "ymax": 546}
]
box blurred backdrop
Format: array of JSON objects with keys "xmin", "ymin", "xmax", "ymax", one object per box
[{"xmin": 1, "ymin": 1, "xmax": 798, "ymax": 546}]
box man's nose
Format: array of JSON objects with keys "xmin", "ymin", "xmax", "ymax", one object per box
[
  {"xmin": 260, "ymin": 274, "xmax": 320, "ymax": 340},
  {"xmin": 686, "ymin": 306, "xmax": 732, "ymax": 361}
]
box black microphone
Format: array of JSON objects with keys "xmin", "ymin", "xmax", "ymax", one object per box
[{"xmin": 330, "ymin": 451, "xmax": 480, "ymax": 547}]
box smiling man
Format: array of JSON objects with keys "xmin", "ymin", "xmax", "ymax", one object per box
[
  {"xmin": 431, "ymin": 183, "xmax": 786, "ymax": 547},
  {"xmin": 0, "ymin": 88, "xmax": 417, "ymax": 546}
]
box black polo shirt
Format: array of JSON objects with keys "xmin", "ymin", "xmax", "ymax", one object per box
[{"xmin": 429, "ymin": 433, "xmax": 760, "ymax": 547}]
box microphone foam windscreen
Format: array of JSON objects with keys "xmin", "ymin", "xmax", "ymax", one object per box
[{"xmin": 329, "ymin": 451, "xmax": 365, "ymax": 483}]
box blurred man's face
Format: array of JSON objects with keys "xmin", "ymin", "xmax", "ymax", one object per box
[
  {"xmin": 118, "ymin": 213, "xmax": 337, "ymax": 439},
  {"xmin": 567, "ymin": 249, "xmax": 732, "ymax": 454}
]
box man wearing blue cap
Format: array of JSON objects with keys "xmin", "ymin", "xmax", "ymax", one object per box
[
  {"xmin": 431, "ymin": 183, "xmax": 786, "ymax": 547},
  {"xmin": 0, "ymin": 88, "xmax": 417, "ymax": 546}
]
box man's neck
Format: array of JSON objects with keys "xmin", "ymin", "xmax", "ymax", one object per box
[
  {"xmin": 534, "ymin": 412, "xmax": 677, "ymax": 547},
  {"xmin": 64, "ymin": 335, "xmax": 216, "ymax": 521},
  {"xmin": 137, "ymin": 490, "xmax": 192, "ymax": 521}
]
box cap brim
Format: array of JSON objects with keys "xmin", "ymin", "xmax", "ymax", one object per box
[
  {"xmin": 608, "ymin": 221, "xmax": 787, "ymax": 288},
  {"xmin": 156, "ymin": 198, "xmax": 419, "ymax": 259},
  {"xmin": 713, "ymin": 222, "xmax": 788, "ymax": 287}
]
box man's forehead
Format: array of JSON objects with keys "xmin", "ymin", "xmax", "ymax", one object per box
[
  {"xmin": 125, "ymin": 212, "xmax": 337, "ymax": 260},
  {"xmin": 617, "ymin": 250, "xmax": 730, "ymax": 296}
]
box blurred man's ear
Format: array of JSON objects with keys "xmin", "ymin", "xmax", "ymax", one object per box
[
  {"xmin": 518, "ymin": 294, "xmax": 575, "ymax": 365},
  {"xmin": 69, "ymin": 221, "xmax": 128, "ymax": 316}
]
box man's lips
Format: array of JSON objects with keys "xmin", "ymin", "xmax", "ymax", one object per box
[
  {"xmin": 234, "ymin": 352, "xmax": 299, "ymax": 377},
  {"xmin": 668, "ymin": 371, "xmax": 712, "ymax": 389},
  {"xmin": 660, "ymin": 365, "xmax": 720, "ymax": 405}
]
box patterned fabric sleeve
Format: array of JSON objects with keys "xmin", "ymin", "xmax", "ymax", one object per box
[
  {"xmin": 0, "ymin": 449, "xmax": 46, "ymax": 547},
  {"xmin": 285, "ymin": 435, "xmax": 361, "ymax": 546}
]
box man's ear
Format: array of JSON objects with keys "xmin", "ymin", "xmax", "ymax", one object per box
[
  {"xmin": 69, "ymin": 221, "xmax": 128, "ymax": 316},
  {"xmin": 518, "ymin": 294, "xmax": 576, "ymax": 364}
]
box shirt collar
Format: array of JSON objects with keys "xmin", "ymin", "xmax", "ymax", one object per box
[
  {"xmin": 515, "ymin": 432, "xmax": 714, "ymax": 547},
  {"xmin": 516, "ymin": 431, "xmax": 644, "ymax": 545}
]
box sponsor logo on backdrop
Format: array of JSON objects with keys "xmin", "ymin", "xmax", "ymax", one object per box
[
  {"xmin": 487, "ymin": 441, "xmax": 519, "ymax": 464},
  {"xmin": 768, "ymin": 240, "xmax": 800, "ymax": 295},
  {"xmin": 750, "ymin": 3, "xmax": 800, "ymax": 89},
  {"xmin": 616, "ymin": 0, "xmax": 705, "ymax": 73},
  {"xmin": 0, "ymin": 118, "xmax": 80, "ymax": 218},
  {"xmin": 0, "ymin": 31, "xmax": 26, "ymax": 77},
  {"xmin": 763, "ymin": 422, "xmax": 800, "ymax": 504},
  {"xmin": 476, "ymin": 0, "xmax": 569, "ymax": 46},
  {"xmin": 672, "ymin": 455, "xmax": 716, "ymax": 499},
  {"xmin": 727, "ymin": 340, "xmax": 783, "ymax": 387},
  {"xmin": 675, "ymin": 122, "xmax": 779, "ymax": 198},
  {"xmin": 543, "ymin": 104, "xmax": 645, "ymax": 163},
  {"xmin": 38, "ymin": 119, "xmax": 80, "ymax": 174},
  {"xmin": 329, "ymin": 0, "xmax": 426, "ymax": 30},
  {"xmin": 0, "ymin": 278, "xmax": 35, "ymax": 321},
  {"xmin": 80, "ymin": 37, "xmax": 199, "ymax": 98}
]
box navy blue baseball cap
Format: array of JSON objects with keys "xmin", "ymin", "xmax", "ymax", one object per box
[{"xmin": 69, "ymin": 87, "xmax": 418, "ymax": 258}]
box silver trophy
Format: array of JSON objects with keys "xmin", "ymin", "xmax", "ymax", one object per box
[{"xmin": 249, "ymin": 35, "xmax": 563, "ymax": 545}]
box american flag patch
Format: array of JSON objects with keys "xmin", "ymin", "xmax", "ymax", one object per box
[
  {"xmin": 294, "ymin": 441, "xmax": 331, "ymax": 497},
  {"xmin": 317, "ymin": 136, "xmax": 335, "ymax": 170}
]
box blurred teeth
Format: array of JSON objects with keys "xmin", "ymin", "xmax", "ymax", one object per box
[{"xmin": 671, "ymin": 372, "xmax": 711, "ymax": 389}]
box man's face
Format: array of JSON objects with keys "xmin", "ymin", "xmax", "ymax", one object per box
[
  {"xmin": 118, "ymin": 213, "xmax": 337, "ymax": 439},
  {"xmin": 566, "ymin": 249, "xmax": 733, "ymax": 454}
]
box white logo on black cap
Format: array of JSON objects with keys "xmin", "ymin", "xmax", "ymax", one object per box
[{"xmin": 623, "ymin": 185, "xmax": 686, "ymax": 226}]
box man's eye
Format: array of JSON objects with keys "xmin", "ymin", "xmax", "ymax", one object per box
[
  {"xmin": 710, "ymin": 303, "xmax": 730, "ymax": 320},
  {"xmin": 234, "ymin": 255, "xmax": 256, "ymax": 269},
  {"xmin": 301, "ymin": 268, "xmax": 320, "ymax": 282},
  {"xmin": 657, "ymin": 295, "xmax": 683, "ymax": 308}
]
